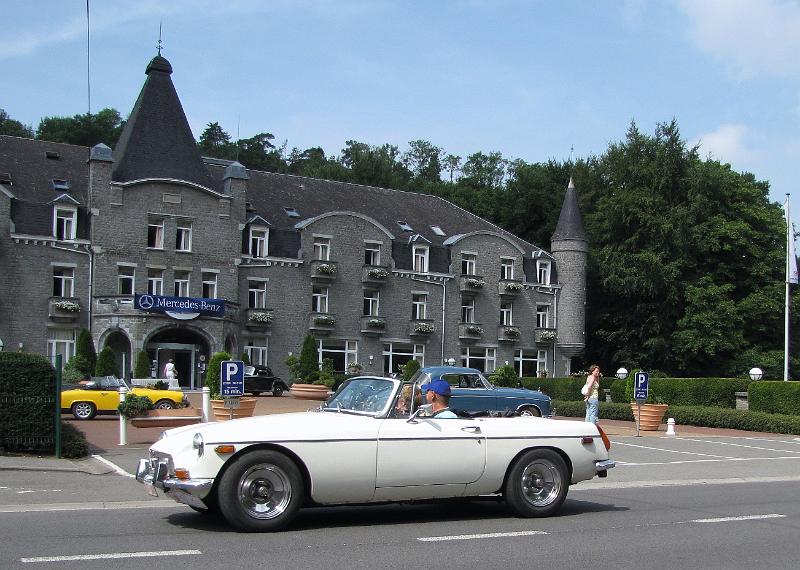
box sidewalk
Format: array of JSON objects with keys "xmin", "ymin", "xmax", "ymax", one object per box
[{"xmin": 0, "ymin": 395, "xmax": 782, "ymax": 474}]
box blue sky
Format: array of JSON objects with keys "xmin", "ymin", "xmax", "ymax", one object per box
[{"xmin": 2, "ymin": 0, "xmax": 799, "ymax": 226}]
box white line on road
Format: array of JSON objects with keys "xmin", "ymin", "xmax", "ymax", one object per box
[
  {"xmin": 677, "ymin": 438, "xmax": 800, "ymax": 455},
  {"xmin": 616, "ymin": 455, "xmax": 800, "ymax": 466},
  {"xmin": 91, "ymin": 454, "xmax": 134, "ymax": 478},
  {"xmin": 21, "ymin": 550, "xmax": 201, "ymax": 563},
  {"xmin": 0, "ymin": 500, "xmax": 178, "ymax": 513},
  {"xmin": 692, "ymin": 514, "xmax": 786, "ymax": 523},
  {"xmin": 571, "ymin": 474, "xmax": 800, "ymax": 490},
  {"xmin": 418, "ymin": 530, "xmax": 548, "ymax": 542},
  {"xmin": 613, "ymin": 441, "xmax": 734, "ymax": 459}
]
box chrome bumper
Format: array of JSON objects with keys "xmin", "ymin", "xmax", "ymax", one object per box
[
  {"xmin": 136, "ymin": 457, "xmax": 213, "ymax": 507},
  {"xmin": 595, "ymin": 459, "xmax": 616, "ymax": 473}
]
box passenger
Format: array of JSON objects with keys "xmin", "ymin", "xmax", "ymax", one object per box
[{"xmin": 420, "ymin": 379, "xmax": 457, "ymax": 418}]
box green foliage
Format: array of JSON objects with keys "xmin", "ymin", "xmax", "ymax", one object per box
[
  {"xmin": 748, "ymin": 381, "xmax": 800, "ymax": 415},
  {"xmin": 152, "ymin": 380, "xmax": 169, "ymax": 390},
  {"xmin": 489, "ymin": 364, "xmax": 519, "ymax": 388},
  {"xmin": 285, "ymin": 354, "xmax": 300, "ymax": 382},
  {"xmin": 314, "ymin": 359, "xmax": 336, "ymax": 387},
  {"xmin": 60, "ymin": 422, "xmax": 89, "ymax": 458},
  {"xmin": 133, "ymin": 350, "xmax": 151, "ymax": 379},
  {"xmin": 0, "ymin": 352, "xmax": 56, "ymax": 454},
  {"xmin": 298, "ymin": 335, "xmax": 319, "ymax": 383},
  {"xmin": 205, "ymin": 351, "xmax": 231, "ymax": 399},
  {"xmin": 94, "ymin": 347, "xmax": 118, "ymax": 377},
  {"xmin": 36, "ymin": 108, "xmax": 124, "ymax": 147},
  {"xmin": 523, "ymin": 376, "xmax": 612, "ymax": 400},
  {"xmin": 63, "ymin": 356, "xmax": 90, "ymax": 383},
  {"xmin": 240, "ymin": 352, "xmax": 250, "ymax": 366},
  {"xmin": 117, "ymin": 394, "xmax": 154, "ymax": 419},
  {"xmin": 0, "ymin": 108, "xmax": 34, "ymax": 137},
  {"xmin": 75, "ymin": 329, "xmax": 96, "ymax": 376},
  {"xmin": 401, "ymin": 359, "xmax": 421, "ymax": 381}
]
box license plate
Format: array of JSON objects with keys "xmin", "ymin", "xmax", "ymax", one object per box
[{"xmin": 144, "ymin": 481, "xmax": 158, "ymax": 497}]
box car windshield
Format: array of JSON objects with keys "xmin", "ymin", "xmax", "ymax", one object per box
[{"xmin": 324, "ymin": 377, "xmax": 399, "ymax": 416}]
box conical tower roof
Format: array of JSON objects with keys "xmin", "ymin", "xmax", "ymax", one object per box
[
  {"xmin": 112, "ymin": 55, "xmax": 213, "ymax": 189},
  {"xmin": 551, "ymin": 177, "xmax": 587, "ymax": 241}
]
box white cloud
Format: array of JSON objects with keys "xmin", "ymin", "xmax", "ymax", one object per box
[
  {"xmin": 691, "ymin": 123, "xmax": 763, "ymax": 166},
  {"xmin": 676, "ymin": 0, "xmax": 800, "ymax": 79}
]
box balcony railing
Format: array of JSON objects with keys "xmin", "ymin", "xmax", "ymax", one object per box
[
  {"xmin": 246, "ymin": 308, "xmax": 274, "ymax": 330},
  {"xmin": 498, "ymin": 324, "xmax": 521, "ymax": 342},
  {"xmin": 459, "ymin": 274, "xmax": 486, "ymax": 296},
  {"xmin": 362, "ymin": 265, "xmax": 390, "ymax": 287},
  {"xmin": 498, "ymin": 279, "xmax": 524, "ymax": 298},
  {"xmin": 360, "ymin": 315, "xmax": 386, "ymax": 336},
  {"xmin": 48, "ymin": 297, "xmax": 81, "ymax": 322},
  {"xmin": 534, "ymin": 328, "xmax": 557, "ymax": 345},
  {"xmin": 310, "ymin": 260, "xmax": 338, "ymax": 282},
  {"xmin": 309, "ymin": 312, "xmax": 336, "ymax": 335},
  {"xmin": 458, "ymin": 322, "xmax": 484, "ymax": 342},
  {"xmin": 409, "ymin": 319, "xmax": 436, "ymax": 337}
]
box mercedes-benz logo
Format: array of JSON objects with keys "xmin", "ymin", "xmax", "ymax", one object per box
[{"xmin": 139, "ymin": 295, "xmax": 155, "ymax": 310}]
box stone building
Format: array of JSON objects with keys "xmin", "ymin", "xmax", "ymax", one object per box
[{"xmin": 0, "ymin": 54, "xmax": 587, "ymax": 388}]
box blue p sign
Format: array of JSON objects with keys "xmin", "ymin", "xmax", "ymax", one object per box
[
  {"xmin": 634, "ymin": 371, "xmax": 649, "ymax": 402},
  {"xmin": 221, "ymin": 360, "xmax": 245, "ymax": 397}
]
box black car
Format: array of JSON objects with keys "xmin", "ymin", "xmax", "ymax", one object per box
[{"xmin": 244, "ymin": 365, "xmax": 289, "ymax": 397}]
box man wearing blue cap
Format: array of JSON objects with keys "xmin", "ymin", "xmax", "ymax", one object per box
[{"xmin": 419, "ymin": 379, "xmax": 458, "ymax": 418}]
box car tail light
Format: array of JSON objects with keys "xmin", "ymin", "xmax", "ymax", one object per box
[
  {"xmin": 596, "ymin": 424, "xmax": 611, "ymax": 451},
  {"xmin": 174, "ymin": 468, "xmax": 190, "ymax": 480}
]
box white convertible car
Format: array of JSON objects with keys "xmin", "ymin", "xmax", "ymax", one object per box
[{"xmin": 136, "ymin": 376, "xmax": 615, "ymax": 532}]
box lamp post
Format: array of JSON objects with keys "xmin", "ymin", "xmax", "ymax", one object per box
[
  {"xmin": 615, "ymin": 367, "xmax": 628, "ymax": 380},
  {"xmin": 748, "ymin": 367, "xmax": 763, "ymax": 381}
]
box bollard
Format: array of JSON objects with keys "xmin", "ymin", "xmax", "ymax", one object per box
[
  {"xmin": 666, "ymin": 417, "xmax": 676, "ymax": 437},
  {"xmin": 202, "ymin": 386, "xmax": 211, "ymax": 423},
  {"xmin": 119, "ymin": 386, "xmax": 128, "ymax": 446}
]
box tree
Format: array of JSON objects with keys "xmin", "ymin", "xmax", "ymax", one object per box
[
  {"xmin": 340, "ymin": 140, "xmax": 412, "ymax": 189},
  {"xmin": 288, "ymin": 146, "xmax": 350, "ymax": 181},
  {"xmin": 75, "ymin": 329, "xmax": 96, "ymax": 376},
  {"xmin": 443, "ymin": 154, "xmax": 461, "ymax": 183},
  {"xmin": 460, "ymin": 151, "xmax": 507, "ymax": 189},
  {"xmin": 402, "ymin": 140, "xmax": 442, "ymax": 183},
  {"xmin": 36, "ymin": 108, "xmax": 124, "ymax": 147},
  {"xmin": 206, "ymin": 351, "xmax": 232, "ymax": 397},
  {"xmin": 197, "ymin": 122, "xmax": 236, "ymax": 159},
  {"xmin": 94, "ymin": 346, "xmax": 118, "ymax": 377},
  {"xmin": 0, "ymin": 109, "xmax": 34, "ymax": 138},
  {"xmin": 237, "ymin": 132, "xmax": 287, "ymax": 172},
  {"xmin": 297, "ymin": 335, "xmax": 319, "ymax": 383},
  {"xmin": 133, "ymin": 350, "xmax": 151, "ymax": 379}
]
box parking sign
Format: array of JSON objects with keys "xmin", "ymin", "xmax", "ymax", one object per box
[
  {"xmin": 221, "ymin": 360, "xmax": 245, "ymax": 397},
  {"xmin": 634, "ymin": 371, "xmax": 649, "ymax": 402}
]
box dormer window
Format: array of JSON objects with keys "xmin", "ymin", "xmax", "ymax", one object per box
[
  {"xmin": 52, "ymin": 179, "xmax": 71, "ymax": 191},
  {"xmin": 249, "ymin": 227, "xmax": 269, "ymax": 258},
  {"xmin": 0, "ymin": 172, "xmax": 11, "ymax": 185},
  {"xmin": 45, "ymin": 151, "xmax": 61, "ymax": 160},
  {"xmin": 501, "ymin": 257, "xmax": 515, "ymax": 280},
  {"xmin": 397, "ymin": 220, "xmax": 413, "ymax": 232},
  {"xmin": 536, "ymin": 259, "xmax": 551, "ymax": 285},
  {"xmin": 413, "ymin": 245, "xmax": 429, "ymax": 273},
  {"xmin": 284, "ymin": 207, "xmax": 300, "ymax": 218},
  {"xmin": 313, "ymin": 236, "xmax": 331, "ymax": 261},
  {"xmin": 53, "ymin": 207, "xmax": 76, "ymax": 240},
  {"xmin": 431, "ymin": 225, "xmax": 446, "ymax": 236}
]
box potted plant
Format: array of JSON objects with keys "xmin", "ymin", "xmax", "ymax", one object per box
[
  {"xmin": 206, "ymin": 351, "xmax": 257, "ymax": 421},
  {"xmin": 289, "ymin": 336, "xmax": 329, "ymax": 400},
  {"xmin": 346, "ymin": 361, "xmax": 363, "ymax": 374},
  {"xmin": 625, "ymin": 370, "xmax": 668, "ymax": 431},
  {"xmin": 119, "ymin": 393, "xmax": 202, "ymax": 428}
]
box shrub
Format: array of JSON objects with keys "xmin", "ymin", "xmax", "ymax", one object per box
[
  {"xmin": 611, "ymin": 377, "xmax": 748, "ymax": 407},
  {"xmin": 749, "ymin": 381, "xmax": 800, "ymax": 415},
  {"xmin": 401, "ymin": 359, "xmax": 421, "ymax": 381},
  {"xmin": 60, "ymin": 422, "xmax": 89, "ymax": 458},
  {"xmin": 205, "ymin": 351, "xmax": 231, "ymax": 398},
  {"xmin": 152, "ymin": 380, "xmax": 169, "ymax": 390},
  {"xmin": 240, "ymin": 352, "xmax": 251, "ymax": 366},
  {"xmin": 285, "ymin": 354, "xmax": 300, "ymax": 382},
  {"xmin": 117, "ymin": 394, "xmax": 154, "ymax": 419},
  {"xmin": 298, "ymin": 335, "xmax": 319, "ymax": 383},
  {"xmin": 314, "ymin": 359, "xmax": 336, "ymax": 387},
  {"xmin": 133, "ymin": 350, "xmax": 150, "ymax": 379},
  {"xmin": 490, "ymin": 364, "xmax": 518, "ymax": 388},
  {"xmin": 0, "ymin": 352, "xmax": 56, "ymax": 454},
  {"xmin": 522, "ymin": 376, "xmax": 615, "ymax": 400},
  {"xmin": 94, "ymin": 346, "xmax": 118, "ymax": 377},
  {"xmin": 65, "ymin": 354, "xmax": 92, "ymax": 381},
  {"xmin": 75, "ymin": 329, "xmax": 97, "ymax": 375}
]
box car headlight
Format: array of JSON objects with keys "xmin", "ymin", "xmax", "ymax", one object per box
[{"xmin": 192, "ymin": 432, "xmax": 204, "ymax": 456}]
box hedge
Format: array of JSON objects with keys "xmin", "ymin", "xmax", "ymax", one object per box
[
  {"xmin": 748, "ymin": 381, "xmax": 800, "ymax": 415},
  {"xmin": 522, "ymin": 376, "xmax": 615, "ymax": 400},
  {"xmin": 0, "ymin": 352, "xmax": 56, "ymax": 454},
  {"xmin": 552, "ymin": 400, "xmax": 800, "ymax": 435}
]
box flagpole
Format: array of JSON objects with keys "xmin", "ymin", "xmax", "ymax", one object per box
[{"xmin": 786, "ymin": 193, "xmax": 793, "ymax": 381}]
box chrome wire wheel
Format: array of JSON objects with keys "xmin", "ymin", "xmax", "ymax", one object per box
[
  {"xmin": 237, "ymin": 463, "xmax": 293, "ymax": 520},
  {"xmin": 520, "ymin": 459, "xmax": 562, "ymax": 507}
]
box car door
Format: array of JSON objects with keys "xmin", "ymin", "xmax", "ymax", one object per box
[
  {"xmin": 445, "ymin": 373, "xmax": 498, "ymax": 412},
  {"xmin": 375, "ymin": 416, "xmax": 486, "ymax": 489},
  {"xmin": 94, "ymin": 377, "xmax": 121, "ymax": 411}
]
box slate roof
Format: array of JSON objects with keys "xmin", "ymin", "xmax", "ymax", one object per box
[
  {"xmin": 112, "ymin": 55, "xmax": 216, "ymax": 190},
  {"xmin": 550, "ymin": 177, "xmax": 587, "ymax": 242}
]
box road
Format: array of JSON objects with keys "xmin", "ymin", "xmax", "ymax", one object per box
[{"xmin": 2, "ymin": 434, "xmax": 800, "ymax": 568}]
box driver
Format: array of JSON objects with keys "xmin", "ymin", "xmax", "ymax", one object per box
[{"xmin": 420, "ymin": 379, "xmax": 457, "ymax": 418}]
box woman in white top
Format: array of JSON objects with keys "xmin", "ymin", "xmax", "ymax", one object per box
[{"xmin": 583, "ymin": 364, "xmax": 601, "ymax": 424}]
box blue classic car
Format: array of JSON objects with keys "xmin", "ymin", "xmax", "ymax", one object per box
[{"xmin": 410, "ymin": 366, "xmax": 552, "ymax": 417}]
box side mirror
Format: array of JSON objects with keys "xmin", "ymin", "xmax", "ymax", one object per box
[{"xmin": 406, "ymin": 407, "xmax": 424, "ymax": 423}]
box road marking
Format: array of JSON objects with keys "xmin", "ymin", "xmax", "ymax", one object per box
[
  {"xmin": 0, "ymin": 500, "xmax": 178, "ymax": 513},
  {"xmin": 418, "ymin": 530, "xmax": 548, "ymax": 542},
  {"xmin": 21, "ymin": 550, "xmax": 201, "ymax": 563},
  {"xmin": 616, "ymin": 455, "xmax": 800, "ymax": 466},
  {"xmin": 614, "ymin": 441, "xmax": 734, "ymax": 459},
  {"xmin": 91, "ymin": 454, "xmax": 134, "ymax": 478},
  {"xmin": 678, "ymin": 438, "xmax": 800, "ymax": 455},
  {"xmin": 572, "ymin": 474, "xmax": 800, "ymax": 490},
  {"xmin": 692, "ymin": 514, "xmax": 786, "ymax": 523}
]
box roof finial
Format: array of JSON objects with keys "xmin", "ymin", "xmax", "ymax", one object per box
[{"xmin": 157, "ymin": 21, "xmax": 163, "ymax": 56}]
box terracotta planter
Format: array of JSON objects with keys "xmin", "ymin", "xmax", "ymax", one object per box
[
  {"xmin": 630, "ymin": 403, "xmax": 669, "ymax": 431},
  {"xmin": 129, "ymin": 407, "xmax": 202, "ymax": 428},
  {"xmin": 210, "ymin": 397, "xmax": 258, "ymax": 421},
  {"xmin": 289, "ymin": 383, "xmax": 331, "ymax": 401}
]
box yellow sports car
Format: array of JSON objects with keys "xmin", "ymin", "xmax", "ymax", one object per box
[{"xmin": 61, "ymin": 376, "xmax": 187, "ymax": 420}]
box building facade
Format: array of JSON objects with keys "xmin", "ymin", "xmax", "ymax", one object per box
[{"xmin": 0, "ymin": 55, "xmax": 587, "ymax": 388}]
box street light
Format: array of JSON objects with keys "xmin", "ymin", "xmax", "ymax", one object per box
[
  {"xmin": 615, "ymin": 367, "xmax": 628, "ymax": 380},
  {"xmin": 748, "ymin": 367, "xmax": 763, "ymax": 381}
]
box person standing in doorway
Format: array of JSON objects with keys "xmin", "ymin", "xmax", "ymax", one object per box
[
  {"xmin": 583, "ymin": 364, "xmax": 601, "ymax": 424},
  {"xmin": 163, "ymin": 358, "xmax": 176, "ymax": 381}
]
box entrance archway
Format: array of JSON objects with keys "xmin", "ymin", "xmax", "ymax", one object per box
[
  {"xmin": 103, "ymin": 329, "xmax": 132, "ymax": 380},
  {"xmin": 146, "ymin": 327, "xmax": 211, "ymax": 390}
]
